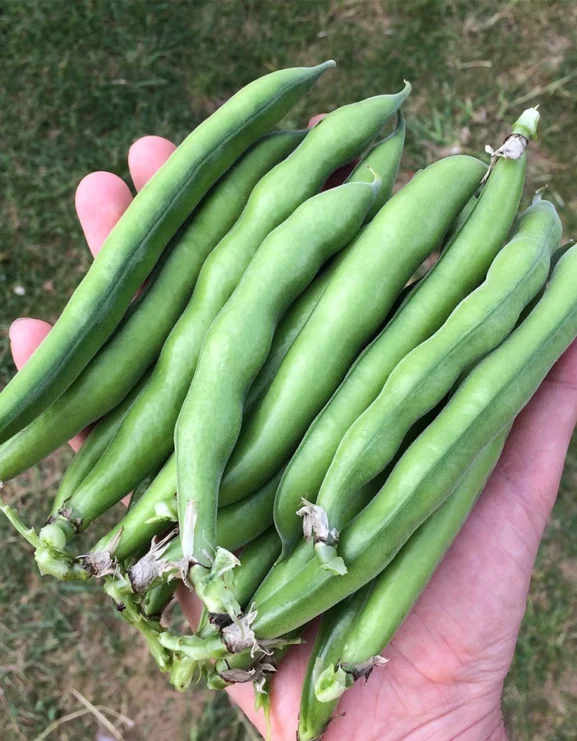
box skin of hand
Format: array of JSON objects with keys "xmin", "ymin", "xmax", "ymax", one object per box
[{"xmin": 9, "ymin": 133, "xmax": 577, "ymax": 741}]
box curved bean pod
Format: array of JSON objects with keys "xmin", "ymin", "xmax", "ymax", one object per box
[
  {"xmin": 0, "ymin": 129, "xmax": 307, "ymax": 482},
  {"xmin": 244, "ymin": 115, "xmax": 406, "ymax": 418},
  {"xmin": 140, "ymin": 529, "xmax": 280, "ymax": 634},
  {"xmin": 220, "ymin": 154, "xmax": 487, "ymax": 508},
  {"xmin": 176, "ymin": 178, "xmax": 380, "ymax": 610},
  {"xmin": 231, "ymin": 528, "xmax": 281, "ymax": 610},
  {"xmin": 0, "ymin": 62, "xmax": 334, "ymax": 443},
  {"xmin": 123, "ymin": 469, "xmax": 284, "ymax": 596},
  {"xmin": 297, "ymin": 585, "xmax": 373, "ymax": 741},
  {"xmin": 345, "ymin": 109, "xmax": 405, "ymax": 221},
  {"xmin": 52, "ymin": 369, "xmax": 152, "ymax": 513},
  {"xmin": 64, "ymin": 88, "xmax": 409, "ymax": 521},
  {"xmin": 84, "ymin": 461, "xmax": 284, "ymax": 583},
  {"xmin": 243, "ymin": 263, "xmax": 337, "ymax": 420},
  {"xmin": 273, "ymin": 108, "xmax": 537, "ymax": 557},
  {"xmin": 298, "ymin": 429, "xmax": 508, "ymax": 741},
  {"xmin": 250, "ymin": 242, "xmax": 577, "ymax": 638},
  {"xmin": 312, "ymin": 194, "xmax": 561, "ymax": 573},
  {"xmin": 442, "ymin": 194, "xmax": 477, "ymax": 247},
  {"xmin": 254, "ymin": 401, "xmax": 440, "ymax": 604}
]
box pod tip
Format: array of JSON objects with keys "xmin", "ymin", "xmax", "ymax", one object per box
[
  {"xmin": 532, "ymin": 185, "xmax": 548, "ymax": 203},
  {"xmin": 514, "ymin": 107, "xmax": 540, "ymax": 140}
]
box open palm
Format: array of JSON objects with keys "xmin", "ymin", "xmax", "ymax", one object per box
[{"xmin": 11, "ymin": 135, "xmax": 577, "ymax": 741}]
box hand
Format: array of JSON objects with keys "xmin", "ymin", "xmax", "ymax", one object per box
[
  {"xmin": 9, "ymin": 134, "xmax": 177, "ymax": 450},
  {"xmin": 11, "ymin": 136, "xmax": 577, "ymax": 741}
]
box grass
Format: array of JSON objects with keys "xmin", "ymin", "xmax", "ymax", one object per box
[{"xmin": 1, "ymin": 0, "xmax": 576, "ymax": 738}]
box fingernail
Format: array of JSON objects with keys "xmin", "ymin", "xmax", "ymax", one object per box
[{"xmin": 9, "ymin": 317, "xmax": 29, "ymax": 342}]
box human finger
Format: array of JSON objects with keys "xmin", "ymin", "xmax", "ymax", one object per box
[
  {"xmin": 9, "ymin": 318, "xmax": 87, "ymax": 450},
  {"xmin": 128, "ymin": 135, "xmax": 176, "ymax": 192},
  {"xmin": 75, "ymin": 171, "xmax": 133, "ymax": 256}
]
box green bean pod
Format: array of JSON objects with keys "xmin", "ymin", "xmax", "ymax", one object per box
[
  {"xmin": 312, "ymin": 194, "xmax": 561, "ymax": 573},
  {"xmin": 253, "ymin": 401, "xmax": 440, "ymax": 605},
  {"xmin": 273, "ymin": 108, "xmax": 538, "ymax": 558},
  {"xmin": 231, "ymin": 528, "xmax": 281, "ymax": 609},
  {"xmin": 176, "ymin": 178, "xmax": 380, "ymax": 610},
  {"xmin": 298, "ymin": 429, "xmax": 509, "ymax": 741},
  {"xmin": 52, "ymin": 369, "xmax": 152, "ymax": 513},
  {"xmin": 246, "ymin": 260, "xmax": 417, "ymax": 423},
  {"xmin": 62, "ymin": 87, "xmax": 410, "ymax": 524},
  {"xmin": 297, "ymin": 585, "xmax": 373, "ymax": 741},
  {"xmin": 217, "ymin": 470, "xmax": 283, "ymax": 553},
  {"xmin": 83, "ymin": 461, "xmax": 284, "ymax": 585},
  {"xmin": 139, "ymin": 529, "xmax": 279, "ymax": 655},
  {"xmin": 244, "ymin": 115, "xmax": 406, "ymax": 418},
  {"xmin": 244, "ymin": 263, "xmax": 337, "ymax": 420},
  {"xmin": 250, "ymin": 242, "xmax": 577, "ymax": 638},
  {"xmin": 442, "ymin": 194, "xmax": 477, "ymax": 247},
  {"xmin": 0, "ymin": 130, "xmax": 308, "ymax": 482},
  {"xmin": 344, "ymin": 110, "xmax": 405, "ymax": 221},
  {"xmin": 0, "ymin": 62, "xmax": 334, "ymax": 444},
  {"xmin": 220, "ymin": 154, "xmax": 487, "ymax": 509}
]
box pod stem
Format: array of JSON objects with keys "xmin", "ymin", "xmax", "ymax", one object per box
[
  {"xmin": 512, "ymin": 107, "xmax": 540, "ymax": 140},
  {"xmin": 32, "ymin": 521, "xmax": 90, "ymax": 581},
  {"xmin": 158, "ymin": 631, "xmax": 230, "ymax": 662},
  {"xmin": 188, "ymin": 547, "xmax": 242, "ymax": 618},
  {"xmin": 0, "ymin": 496, "xmax": 40, "ymax": 548},
  {"xmin": 104, "ymin": 576, "xmax": 172, "ymax": 673},
  {"xmin": 313, "ymin": 656, "xmax": 388, "ymax": 703},
  {"xmin": 126, "ymin": 531, "xmax": 178, "ymax": 593},
  {"xmin": 314, "ymin": 662, "xmax": 351, "ymax": 703},
  {"xmin": 170, "ymin": 655, "xmax": 202, "ymax": 692},
  {"xmin": 297, "ymin": 499, "xmax": 347, "ymax": 575},
  {"xmin": 34, "ymin": 544, "xmax": 91, "ymax": 581},
  {"xmin": 314, "ymin": 542, "xmax": 348, "ymax": 576},
  {"xmin": 481, "ymin": 106, "xmax": 540, "ymax": 186}
]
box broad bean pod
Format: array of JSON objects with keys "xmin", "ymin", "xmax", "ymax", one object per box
[
  {"xmin": 83, "ymin": 462, "xmax": 284, "ymax": 585},
  {"xmin": 220, "ymin": 154, "xmax": 487, "ymax": 507},
  {"xmin": 0, "ymin": 62, "xmax": 334, "ymax": 443},
  {"xmin": 244, "ymin": 113, "xmax": 406, "ymax": 418},
  {"xmin": 442, "ymin": 194, "xmax": 477, "ymax": 248},
  {"xmin": 133, "ymin": 522, "xmax": 280, "ymax": 624},
  {"xmin": 250, "ymin": 242, "xmax": 577, "ymax": 638},
  {"xmin": 312, "ymin": 194, "xmax": 561, "ymax": 573},
  {"xmin": 0, "ymin": 129, "xmax": 307, "ymax": 481},
  {"xmin": 146, "ymin": 467, "xmax": 391, "ymax": 637},
  {"xmin": 176, "ymin": 177, "xmax": 380, "ymax": 611},
  {"xmin": 274, "ymin": 108, "xmax": 538, "ymax": 557},
  {"xmin": 254, "ymin": 401, "xmax": 440, "ymax": 604},
  {"xmin": 52, "ymin": 370, "xmax": 152, "ymax": 514},
  {"xmin": 298, "ymin": 585, "xmax": 373, "ymax": 741},
  {"xmin": 298, "ymin": 429, "xmax": 508, "ymax": 741},
  {"xmin": 66, "ymin": 87, "xmax": 410, "ymax": 519},
  {"xmin": 230, "ymin": 528, "xmax": 281, "ymax": 610},
  {"xmin": 345, "ymin": 110, "xmax": 405, "ymax": 221}
]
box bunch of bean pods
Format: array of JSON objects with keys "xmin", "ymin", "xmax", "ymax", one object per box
[{"xmin": 1, "ymin": 60, "xmax": 575, "ymax": 739}]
